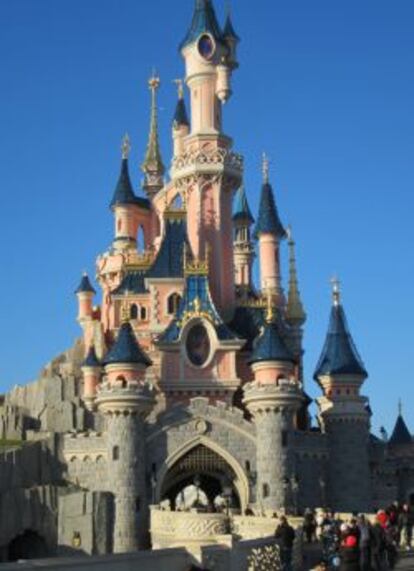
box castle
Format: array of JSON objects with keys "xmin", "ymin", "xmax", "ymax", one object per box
[{"xmin": 0, "ymin": 0, "xmax": 413, "ymax": 562}]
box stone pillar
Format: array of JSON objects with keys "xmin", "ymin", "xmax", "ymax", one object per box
[
  {"xmin": 243, "ymin": 381, "xmax": 303, "ymax": 513},
  {"xmin": 96, "ymin": 381, "xmax": 155, "ymax": 553}
]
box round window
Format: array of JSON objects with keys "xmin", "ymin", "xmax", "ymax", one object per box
[
  {"xmin": 186, "ymin": 324, "xmax": 211, "ymax": 367},
  {"xmin": 198, "ymin": 34, "xmax": 215, "ymax": 60}
]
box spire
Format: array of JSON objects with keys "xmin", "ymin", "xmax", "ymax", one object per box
[
  {"xmin": 314, "ymin": 282, "xmax": 367, "ymax": 380},
  {"xmin": 75, "ymin": 272, "xmax": 96, "ymax": 295},
  {"xmin": 389, "ymin": 403, "xmax": 412, "ymax": 447},
  {"xmin": 223, "ymin": 3, "xmax": 240, "ymax": 42},
  {"xmin": 110, "ymin": 135, "xmax": 137, "ymax": 209},
  {"xmin": 82, "ymin": 345, "xmax": 100, "ymax": 368},
  {"xmin": 286, "ymin": 227, "xmax": 306, "ymax": 325},
  {"xmin": 180, "ymin": 0, "xmax": 223, "ymax": 51},
  {"xmin": 102, "ymin": 321, "xmax": 152, "ymax": 367},
  {"xmin": 172, "ymin": 79, "xmax": 190, "ymax": 128},
  {"xmin": 141, "ymin": 74, "xmax": 165, "ymax": 197},
  {"xmin": 232, "ymin": 186, "xmax": 254, "ymax": 225},
  {"xmin": 255, "ymin": 154, "xmax": 286, "ymax": 239}
]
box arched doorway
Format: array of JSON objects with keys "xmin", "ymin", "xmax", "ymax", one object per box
[
  {"xmin": 8, "ymin": 530, "xmax": 48, "ymax": 561},
  {"xmin": 157, "ymin": 439, "xmax": 249, "ymax": 512}
]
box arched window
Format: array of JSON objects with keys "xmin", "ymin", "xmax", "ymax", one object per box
[
  {"xmin": 140, "ymin": 307, "xmax": 147, "ymax": 321},
  {"xmin": 130, "ymin": 304, "xmax": 138, "ymax": 320},
  {"xmin": 113, "ymin": 446, "xmax": 119, "ymax": 461},
  {"xmin": 167, "ymin": 293, "xmax": 182, "ymax": 315},
  {"xmin": 117, "ymin": 218, "xmax": 122, "ymax": 232},
  {"xmin": 137, "ymin": 226, "xmax": 145, "ymax": 252},
  {"xmin": 116, "ymin": 376, "xmax": 127, "ymax": 388},
  {"xmin": 262, "ymin": 483, "xmax": 270, "ymax": 498},
  {"xmin": 170, "ymin": 194, "xmax": 183, "ymax": 209}
]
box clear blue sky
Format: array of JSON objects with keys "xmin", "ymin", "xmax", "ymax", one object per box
[{"xmin": 0, "ymin": 0, "xmax": 413, "ymax": 436}]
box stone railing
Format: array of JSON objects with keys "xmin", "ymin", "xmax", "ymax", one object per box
[
  {"xmin": 151, "ymin": 507, "xmax": 231, "ymax": 556},
  {"xmin": 171, "ymin": 148, "xmax": 243, "ymax": 180}
]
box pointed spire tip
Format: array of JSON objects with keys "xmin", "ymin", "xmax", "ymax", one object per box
[
  {"xmin": 121, "ymin": 133, "xmax": 131, "ymax": 159},
  {"xmin": 262, "ymin": 152, "xmax": 270, "ymax": 184},
  {"xmin": 331, "ymin": 276, "xmax": 341, "ymax": 306}
]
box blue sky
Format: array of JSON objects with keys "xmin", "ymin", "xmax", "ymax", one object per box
[{"xmin": 0, "ymin": 0, "xmax": 413, "ymax": 435}]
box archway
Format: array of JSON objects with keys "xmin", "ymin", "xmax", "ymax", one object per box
[
  {"xmin": 8, "ymin": 530, "xmax": 48, "ymax": 561},
  {"xmin": 155, "ymin": 437, "xmax": 250, "ymax": 512}
]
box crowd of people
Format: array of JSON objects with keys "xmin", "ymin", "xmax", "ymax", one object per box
[{"xmin": 302, "ymin": 502, "xmax": 414, "ymax": 570}]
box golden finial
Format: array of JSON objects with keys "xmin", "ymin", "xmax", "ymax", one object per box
[
  {"xmin": 331, "ymin": 276, "xmax": 341, "ymax": 307},
  {"xmin": 193, "ymin": 296, "xmax": 201, "ymax": 313},
  {"xmin": 262, "ymin": 152, "xmax": 270, "ymax": 184},
  {"xmin": 121, "ymin": 133, "xmax": 131, "ymax": 159},
  {"xmin": 173, "ymin": 79, "xmax": 184, "ymax": 99},
  {"xmin": 148, "ymin": 71, "xmax": 161, "ymax": 93},
  {"xmin": 265, "ymin": 290, "xmax": 275, "ymax": 323},
  {"xmin": 286, "ymin": 224, "xmax": 293, "ymax": 243},
  {"xmin": 120, "ymin": 302, "xmax": 129, "ymax": 324}
]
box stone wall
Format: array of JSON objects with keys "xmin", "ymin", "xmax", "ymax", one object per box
[
  {"xmin": 58, "ymin": 490, "xmax": 113, "ymax": 556},
  {"xmin": 63, "ymin": 433, "xmax": 108, "ymax": 491}
]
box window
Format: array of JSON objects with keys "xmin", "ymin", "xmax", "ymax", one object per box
[
  {"xmin": 137, "ymin": 226, "xmax": 145, "ymax": 252},
  {"xmin": 140, "ymin": 307, "xmax": 147, "ymax": 321},
  {"xmin": 113, "ymin": 446, "xmax": 119, "ymax": 461},
  {"xmin": 245, "ymin": 460, "xmax": 251, "ymax": 473},
  {"xmin": 117, "ymin": 219, "xmax": 122, "ymax": 232},
  {"xmin": 262, "ymin": 483, "xmax": 270, "ymax": 498},
  {"xmin": 282, "ymin": 430, "xmax": 288, "ymax": 448},
  {"xmin": 130, "ymin": 304, "xmax": 138, "ymax": 320},
  {"xmin": 167, "ymin": 293, "xmax": 182, "ymax": 315},
  {"xmin": 135, "ymin": 497, "xmax": 141, "ymax": 512}
]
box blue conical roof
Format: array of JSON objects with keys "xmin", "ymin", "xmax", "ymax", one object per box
[
  {"xmin": 82, "ymin": 346, "xmax": 100, "ymax": 368},
  {"xmin": 148, "ymin": 216, "xmax": 190, "ymax": 279},
  {"xmin": 75, "ymin": 273, "xmax": 96, "ymax": 295},
  {"xmin": 180, "ymin": 0, "xmax": 223, "ymax": 51},
  {"xmin": 110, "ymin": 158, "xmax": 137, "ymax": 209},
  {"xmin": 254, "ymin": 182, "xmax": 286, "ymax": 239},
  {"xmin": 223, "ymin": 13, "xmax": 240, "ymax": 41},
  {"xmin": 102, "ymin": 322, "xmax": 152, "ymax": 367},
  {"xmin": 389, "ymin": 414, "xmax": 412, "ymax": 447},
  {"xmin": 173, "ymin": 97, "xmax": 190, "ymax": 128},
  {"xmin": 233, "ymin": 187, "xmax": 254, "ymax": 225},
  {"xmin": 314, "ymin": 304, "xmax": 367, "ymax": 379},
  {"xmin": 248, "ymin": 320, "xmax": 294, "ymax": 365}
]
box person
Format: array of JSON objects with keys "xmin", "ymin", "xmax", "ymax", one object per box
[
  {"xmin": 275, "ymin": 515, "xmax": 295, "ymax": 571},
  {"xmin": 312, "ymin": 562, "xmax": 328, "ymax": 571},
  {"xmin": 371, "ymin": 515, "xmax": 386, "ymax": 571},
  {"xmin": 357, "ymin": 515, "xmax": 371, "ymax": 571},
  {"xmin": 398, "ymin": 503, "xmax": 413, "ymax": 551},
  {"xmin": 303, "ymin": 508, "xmax": 316, "ymax": 543},
  {"xmin": 339, "ymin": 523, "xmax": 360, "ymax": 571}
]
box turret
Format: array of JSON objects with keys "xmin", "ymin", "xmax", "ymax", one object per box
[
  {"xmin": 110, "ymin": 135, "xmax": 140, "ymax": 251},
  {"xmin": 180, "ymin": 0, "xmax": 238, "ymax": 133},
  {"xmin": 172, "ymin": 79, "xmax": 190, "ymax": 157},
  {"xmin": 315, "ymin": 279, "xmax": 371, "ymax": 512},
  {"xmin": 243, "ymin": 298, "xmax": 303, "ymax": 514},
  {"xmin": 97, "ymin": 310, "xmax": 154, "ymax": 553},
  {"xmin": 233, "ymin": 186, "xmax": 255, "ymax": 294},
  {"xmin": 255, "ymin": 155, "xmax": 287, "ymax": 305},
  {"xmin": 141, "ymin": 75, "xmax": 165, "ymax": 198},
  {"xmin": 75, "ymin": 272, "xmax": 96, "ymax": 322},
  {"xmin": 81, "ymin": 345, "xmax": 101, "ymax": 411}
]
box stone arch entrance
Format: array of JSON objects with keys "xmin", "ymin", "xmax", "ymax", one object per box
[
  {"xmin": 7, "ymin": 530, "xmax": 48, "ymax": 561},
  {"xmin": 155, "ymin": 436, "xmax": 250, "ymax": 512}
]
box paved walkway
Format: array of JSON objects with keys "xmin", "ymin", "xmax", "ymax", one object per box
[{"xmin": 396, "ymin": 552, "xmax": 414, "ymax": 569}]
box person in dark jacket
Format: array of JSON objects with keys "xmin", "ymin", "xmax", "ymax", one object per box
[
  {"xmin": 398, "ymin": 503, "xmax": 414, "ymax": 550},
  {"xmin": 371, "ymin": 518, "xmax": 386, "ymax": 571},
  {"xmin": 275, "ymin": 516, "xmax": 295, "ymax": 571}
]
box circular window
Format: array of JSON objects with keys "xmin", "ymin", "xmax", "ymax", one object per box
[
  {"xmin": 186, "ymin": 324, "xmax": 211, "ymax": 367},
  {"xmin": 198, "ymin": 34, "xmax": 215, "ymax": 60}
]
